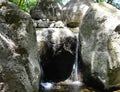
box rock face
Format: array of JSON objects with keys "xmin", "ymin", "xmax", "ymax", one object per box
[
  {"xmin": 62, "ymin": 0, "xmax": 91, "ymax": 27},
  {"xmin": 30, "ymin": 0, "xmax": 62, "ymax": 21},
  {"xmin": 36, "ymin": 27, "xmax": 77, "ymax": 82},
  {"xmin": 0, "ymin": 1, "xmax": 40, "ymax": 92},
  {"xmin": 33, "ymin": 19, "xmax": 50, "ymax": 28},
  {"xmin": 79, "ymin": 2, "xmax": 120, "ymax": 90}
]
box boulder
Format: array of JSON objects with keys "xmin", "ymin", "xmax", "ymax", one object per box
[
  {"xmin": 0, "ymin": 1, "xmax": 40, "ymax": 92},
  {"xmin": 79, "ymin": 2, "xmax": 120, "ymax": 90},
  {"xmin": 49, "ymin": 21, "xmax": 64, "ymax": 28},
  {"xmin": 62, "ymin": 0, "xmax": 91, "ymax": 27},
  {"xmin": 36, "ymin": 27, "xmax": 77, "ymax": 82},
  {"xmin": 33, "ymin": 19, "xmax": 50, "ymax": 28},
  {"xmin": 30, "ymin": 0, "xmax": 62, "ymax": 21}
]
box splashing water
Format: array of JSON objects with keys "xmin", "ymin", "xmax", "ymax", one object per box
[{"xmin": 40, "ymin": 82, "xmax": 54, "ymax": 90}]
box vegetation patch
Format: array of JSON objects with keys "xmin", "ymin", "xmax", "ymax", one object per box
[
  {"xmin": 108, "ymin": 67, "xmax": 120, "ymax": 86},
  {"xmin": 8, "ymin": 0, "xmax": 37, "ymax": 12}
]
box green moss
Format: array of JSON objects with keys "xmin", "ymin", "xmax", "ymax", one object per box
[
  {"xmin": 67, "ymin": 22, "xmax": 79, "ymax": 28},
  {"xmin": 5, "ymin": 10, "xmax": 21, "ymax": 29},
  {"xmin": 108, "ymin": 67, "xmax": 120, "ymax": 86},
  {"xmin": 96, "ymin": 0, "xmax": 104, "ymax": 3},
  {"xmin": 80, "ymin": 24, "xmax": 94, "ymax": 40},
  {"xmin": 8, "ymin": 0, "xmax": 37, "ymax": 12},
  {"xmin": 15, "ymin": 46, "xmax": 28, "ymax": 56}
]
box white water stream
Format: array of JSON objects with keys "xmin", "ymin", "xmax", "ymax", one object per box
[
  {"xmin": 40, "ymin": 34, "xmax": 82, "ymax": 91},
  {"xmin": 65, "ymin": 34, "xmax": 82, "ymax": 85},
  {"xmin": 74, "ymin": 34, "xmax": 79, "ymax": 81}
]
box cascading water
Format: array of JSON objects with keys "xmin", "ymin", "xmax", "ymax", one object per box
[
  {"xmin": 73, "ymin": 34, "xmax": 79, "ymax": 81},
  {"xmin": 65, "ymin": 34, "xmax": 82, "ymax": 85},
  {"xmin": 40, "ymin": 34, "xmax": 82, "ymax": 92}
]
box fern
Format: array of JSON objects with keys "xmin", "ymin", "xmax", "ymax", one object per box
[{"xmin": 8, "ymin": 0, "xmax": 37, "ymax": 12}]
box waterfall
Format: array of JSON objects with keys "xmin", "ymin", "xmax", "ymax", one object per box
[
  {"xmin": 72, "ymin": 34, "xmax": 80, "ymax": 82},
  {"xmin": 73, "ymin": 34, "xmax": 79, "ymax": 81},
  {"xmin": 39, "ymin": 34, "xmax": 82, "ymax": 92},
  {"xmin": 65, "ymin": 34, "xmax": 82, "ymax": 85}
]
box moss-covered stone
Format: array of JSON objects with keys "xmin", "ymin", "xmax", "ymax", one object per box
[
  {"xmin": 67, "ymin": 22, "xmax": 79, "ymax": 28},
  {"xmin": 5, "ymin": 10, "xmax": 21, "ymax": 29},
  {"xmin": 108, "ymin": 67, "xmax": 120, "ymax": 87}
]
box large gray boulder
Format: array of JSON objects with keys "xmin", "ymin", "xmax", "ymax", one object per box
[
  {"xmin": 36, "ymin": 27, "xmax": 77, "ymax": 82},
  {"xmin": 62, "ymin": 0, "xmax": 91, "ymax": 27},
  {"xmin": 0, "ymin": 1, "xmax": 40, "ymax": 92},
  {"xmin": 79, "ymin": 2, "xmax": 120, "ymax": 90}
]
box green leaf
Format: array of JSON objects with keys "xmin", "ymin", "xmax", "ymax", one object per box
[
  {"xmin": 96, "ymin": 0, "xmax": 104, "ymax": 3},
  {"xmin": 8, "ymin": 0, "xmax": 37, "ymax": 12}
]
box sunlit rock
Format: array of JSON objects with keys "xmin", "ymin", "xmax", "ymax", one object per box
[
  {"xmin": 33, "ymin": 19, "xmax": 50, "ymax": 28},
  {"xmin": 79, "ymin": 2, "xmax": 120, "ymax": 90},
  {"xmin": 62, "ymin": 0, "xmax": 91, "ymax": 27},
  {"xmin": 0, "ymin": 1, "xmax": 40, "ymax": 92},
  {"xmin": 68, "ymin": 27, "xmax": 79, "ymax": 34},
  {"xmin": 36, "ymin": 27, "xmax": 77, "ymax": 82},
  {"xmin": 49, "ymin": 21, "xmax": 64, "ymax": 28}
]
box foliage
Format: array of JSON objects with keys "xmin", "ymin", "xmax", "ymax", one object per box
[
  {"xmin": 96, "ymin": 0, "xmax": 120, "ymax": 10},
  {"xmin": 106, "ymin": 0, "xmax": 120, "ymax": 10},
  {"xmin": 96, "ymin": 0, "xmax": 104, "ymax": 3},
  {"xmin": 107, "ymin": 0, "xmax": 113, "ymax": 4},
  {"xmin": 8, "ymin": 0, "xmax": 120, "ymax": 12},
  {"xmin": 8, "ymin": 0, "xmax": 37, "ymax": 12},
  {"xmin": 112, "ymin": 2, "xmax": 120, "ymax": 9}
]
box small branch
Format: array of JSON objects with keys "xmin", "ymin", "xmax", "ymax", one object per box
[{"xmin": 18, "ymin": 0, "xmax": 22, "ymax": 7}]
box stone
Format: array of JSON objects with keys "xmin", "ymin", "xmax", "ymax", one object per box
[
  {"xmin": 30, "ymin": 0, "xmax": 62, "ymax": 21},
  {"xmin": 62, "ymin": 0, "xmax": 91, "ymax": 27},
  {"xmin": 36, "ymin": 27, "xmax": 77, "ymax": 82},
  {"xmin": 49, "ymin": 21, "xmax": 64, "ymax": 28},
  {"xmin": 0, "ymin": 1, "xmax": 41, "ymax": 92},
  {"xmin": 79, "ymin": 2, "xmax": 120, "ymax": 90},
  {"xmin": 33, "ymin": 19, "xmax": 50, "ymax": 28}
]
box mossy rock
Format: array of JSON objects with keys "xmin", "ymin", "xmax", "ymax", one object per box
[
  {"xmin": 5, "ymin": 9, "xmax": 21, "ymax": 29},
  {"xmin": 67, "ymin": 22, "xmax": 79, "ymax": 28}
]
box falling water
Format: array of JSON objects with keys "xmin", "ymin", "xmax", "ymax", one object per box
[
  {"xmin": 73, "ymin": 34, "xmax": 79, "ymax": 81},
  {"xmin": 40, "ymin": 34, "xmax": 83, "ymax": 92},
  {"xmin": 65, "ymin": 34, "xmax": 81, "ymax": 85},
  {"xmin": 73, "ymin": 35, "xmax": 79, "ymax": 81}
]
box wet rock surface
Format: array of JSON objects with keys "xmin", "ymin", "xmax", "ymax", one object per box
[{"xmin": 40, "ymin": 82, "xmax": 100, "ymax": 92}]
